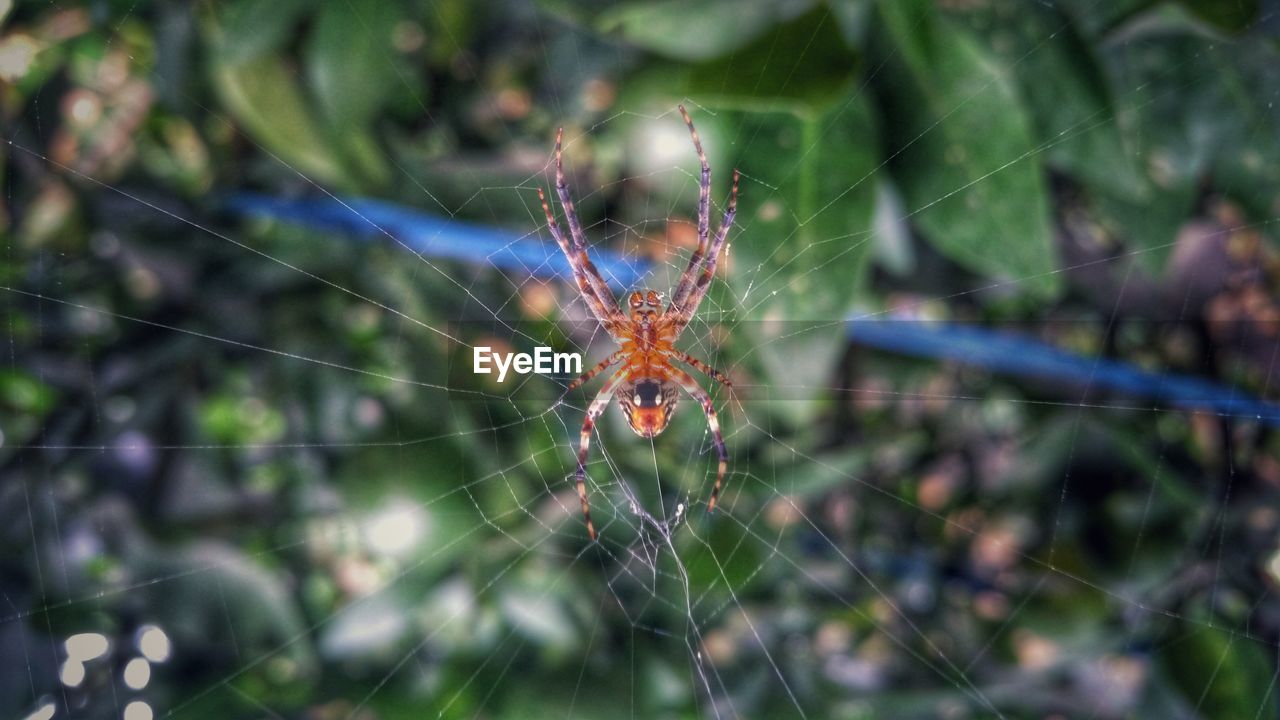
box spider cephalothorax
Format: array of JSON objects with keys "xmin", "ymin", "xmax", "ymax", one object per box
[
  {"xmin": 616, "ymin": 289, "xmax": 681, "ymax": 437},
  {"xmin": 538, "ymin": 105, "xmax": 738, "ymax": 540},
  {"xmin": 628, "ymin": 289, "xmax": 662, "ymax": 322}
]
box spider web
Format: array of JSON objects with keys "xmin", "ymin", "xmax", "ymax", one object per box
[{"xmin": 4, "ymin": 1, "xmax": 1280, "ymax": 719}]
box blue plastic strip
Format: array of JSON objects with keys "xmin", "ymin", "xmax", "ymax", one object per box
[
  {"xmin": 848, "ymin": 318, "xmax": 1280, "ymax": 426},
  {"xmin": 224, "ymin": 193, "xmax": 1280, "ymax": 426},
  {"xmin": 225, "ymin": 193, "xmax": 652, "ymax": 292}
]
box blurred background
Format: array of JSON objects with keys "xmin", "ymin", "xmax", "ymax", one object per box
[{"xmin": 4, "ymin": 0, "xmax": 1280, "ymax": 718}]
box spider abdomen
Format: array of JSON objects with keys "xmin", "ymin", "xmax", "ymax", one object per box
[{"xmin": 616, "ymin": 376, "xmax": 680, "ymax": 438}]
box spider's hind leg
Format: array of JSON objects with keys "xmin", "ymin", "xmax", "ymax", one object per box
[
  {"xmin": 574, "ymin": 368, "xmax": 631, "ymax": 540},
  {"xmin": 559, "ymin": 350, "xmax": 625, "ymax": 401},
  {"xmin": 667, "ymin": 367, "xmax": 729, "ymax": 514}
]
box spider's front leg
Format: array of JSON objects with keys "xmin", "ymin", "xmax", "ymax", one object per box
[
  {"xmin": 549, "ymin": 129, "xmax": 621, "ymax": 327},
  {"xmin": 574, "ymin": 368, "xmax": 631, "ymax": 540},
  {"xmin": 666, "ymin": 105, "xmax": 740, "ymax": 335},
  {"xmin": 667, "ymin": 168, "xmax": 738, "ymax": 334},
  {"xmin": 539, "ymin": 188, "xmax": 624, "ymax": 336}
]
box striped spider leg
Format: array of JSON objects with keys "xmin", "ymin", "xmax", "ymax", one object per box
[{"xmin": 545, "ymin": 106, "xmax": 739, "ymax": 540}]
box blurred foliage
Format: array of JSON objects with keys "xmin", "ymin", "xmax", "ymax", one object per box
[{"xmin": 3, "ymin": 0, "xmax": 1280, "ymax": 719}]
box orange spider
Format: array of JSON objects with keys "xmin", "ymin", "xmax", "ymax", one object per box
[{"xmin": 538, "ymin": 105, "xmax": 738, "ymax": 541}]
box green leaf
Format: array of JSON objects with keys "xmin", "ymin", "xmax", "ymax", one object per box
[
  {"xmin": 208, "ymin": 1, "xmax": 399, "ymax": 190},
  {"xmin": 1160, "ymin": 620, "xmax": 1278, "ymax": 719},
  {"xmin": 199, "ymin": 394, "xmax": 286, "ymax": 444},
  {"xmin": 597, "ymin": 0, "xmax": 819, "ymax": 61},
  {"xmin": 943, "ymin": 1, "xmax": 1146, "ymax": 203},
  {"xmin": 1056, "ymin": 0, "xmax": 1159, "ymax": 38},
  {"xmin": 621, "ymin": 4, "xmax": 862, "ymax": 111},
  {"xmin": 334, "ymin": 121, "xmax": 393, "ymax": 188},
  {"xmin": 0, "ymin": 370, "xmax": 57, "ymax": 414},
  {"xmin": 725, "ymin": 92, "xmax": 878, "ymax": 419},
  {"xmin": 762, "ymin": 444, "xmax": 872, "ymax": 496},
  {"xmin": 303, "ymin": 0, "xmax": 401, "ymax": 188},
  {"xmin": 138, "ymin": 544, "xmax": 315, "ymax": 678},
  {"xmin": 826, "ymin": 0, "xmax": 873, "ymax": 49},
  {"xmin": 1177, "ymin": 0, "xmax": 1260, "ymax": 31},
  {"xmin": 211, "ymin": 53, "xmax": 349, "ymax": 187},
  {"xmin": 872, "ymin": 0, "xmax": 1059, "ymax": 297},
  {"xmin": 499, "ymin": 590, "xmax": 578, "ymax": 655},
  {"xmin": 1100, "ymin": 30, "xmax": 1213, "ymax": 272},
  {"xmin": 305, "ymin": 0, "xmax": 402, "ymax": 130},
  {"xmin": 216, "ymin": 0, "xmax": 309, "ymax": 65},
  {"xmin": 681, "ymin": 506, "xmax": 767, "ymax": 593},
  {"xmin": 1206, "ymin": 41, "xmax": 1280, "ymax": 222},
  {"xmin": 1090, "ymin": 29, "xmax": 1277, "ymax": 271}
]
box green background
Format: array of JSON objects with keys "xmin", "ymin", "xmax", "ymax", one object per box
[{"xmin": 3, "ymin": 0, "xmax": 1280, "ymax": 718}]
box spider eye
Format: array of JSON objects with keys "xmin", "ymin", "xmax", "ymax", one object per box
[{"xmin": 629, "ymin": 292, "xmax": 643, "ymax": 308}]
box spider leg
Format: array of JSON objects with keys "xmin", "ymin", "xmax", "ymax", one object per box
[
  {"xmin": 667, "ymin": 105, "xmax": 711, "ymax": 319},
  {"xmin": 674, "ymin": 351, "xmax": 732, "ymax": 390},
  {"xmin": 564, "ymin": 350, "xmax": 625, "ymax": 394},
  {"xmin": 575, "ymin": 367, "xmax": 631, "ymax": 540},
  {"xmin": 551, "ymin": 129, "xmax": 624, "ymax": 324},
  {"xmin": 668, "ymin": 367, "xmax": 729, "ymax": 514},
  {"xmin": 668, "ymin": 168, "xmax": 739, "ymax": 334},
  {"xmin": 552, "ymin": 350, "xmax": 624, "ymax": 413},
  {"xmin": 539, "ymin": 187, "xmax": 623, "ymax": 335}
]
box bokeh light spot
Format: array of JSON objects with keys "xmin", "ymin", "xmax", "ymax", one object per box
[
  {"xmin": 59, "ymin": 660, "xmax": 85, "ymax": 688},
  {"xmin": 363, "ymin": 500, "xmax": 427, "ymax": 557},
  {"xmin": 137, "ymin": 625, "xmax": 171, "ymax": 663},
  {"xmin": 123, "ymin": 701, "xmax": 152, "ymax": 720},
  {"xmin": 22, "ymin": 702, "xmax": 56, "ymax": 720},
  {"xmin": 65, "ymin": 633, "xmax": 108, "ymax": 662},
  {"xmin": 123, "ymin": 657, "xmax": 150, "ymax": 690}
]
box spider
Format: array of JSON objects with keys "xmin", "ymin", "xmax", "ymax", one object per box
[{"xmin": 538, "ymin": 105, "xmax": 739, "ymax": 541}]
